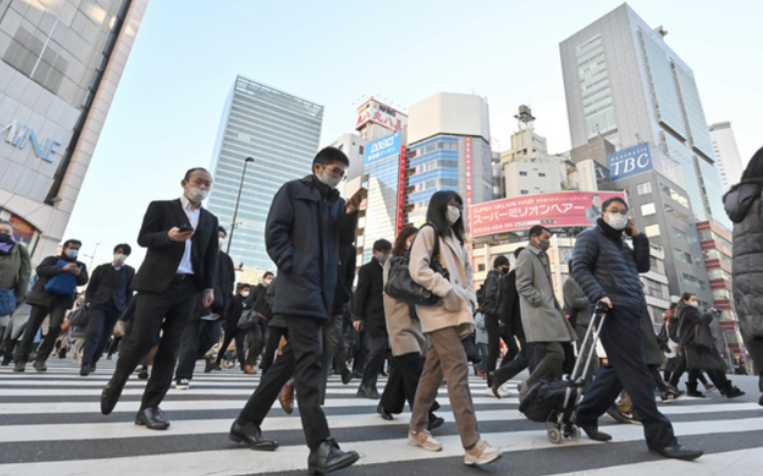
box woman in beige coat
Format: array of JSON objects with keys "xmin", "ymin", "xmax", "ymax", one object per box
[
  {"xmin": 407, "ymin": 191, "xmax": 501, "ymax": 467},
  {"xmin": 378, "ymin": 227, "xmax": 443, "ymax": 429}
]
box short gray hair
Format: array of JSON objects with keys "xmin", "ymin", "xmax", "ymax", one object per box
[{"xmin": 0, "ymin": 219, "xmax": 14, "ymax": 231}]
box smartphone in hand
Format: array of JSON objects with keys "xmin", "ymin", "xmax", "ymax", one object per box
[{"xmin": 178, "ymin": 224, "xmax": 194, "ymax": 233}]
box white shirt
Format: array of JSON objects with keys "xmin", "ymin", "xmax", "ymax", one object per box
[{"xmin": 177, "ymin": 195, "xmax": 201, "ymax": 275}]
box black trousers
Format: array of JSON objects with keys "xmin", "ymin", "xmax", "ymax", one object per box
[
  {"xmin": 107, "ymin": 336, "xmax": 122, "ymax": 357},
  {"xmin": 360, "ymin": 334, "xmax": 388, "ymax": 390},
  {"xmin": 216, "ymin": 325, "xmax": 246, "ymax": 368},
  {"xmin": 744, "ymin": 336, "xmax": 763, "ymax": 393},
  {"xmin": 319, "ymin": 314, "xmax": 343, "ymax": 404},
  {"xmin": 261, "ymin": 326, "xmax": 288, "ymax": 374},
  {"xmin": 238, "ymin": 315, "xmax": 330, "ymax": 449},
  {"xmin": 246, "ymin": 321, "xmax": 266, "ymax": 367},
  {"xmin": 380, "ymin": 351, "xmax": 440, "ymax": 417},
  {"xmin": 485, "ymin": 313, "xmax": 517, "ymax": 385},
  {"xmin": 14, "ymin": 301, "xmax": 68, "ymax": 363},
  {"xmin": 668, "ymin": 353, "xmax": 710, "ymax": 388},
  {"xmin": 83, "ymin": 307, "xmax": 123, "ymax": 367},
  {"xmin": 176, "ymin": 318, "xmax": 222, "ymax": 381},
  {"xmin": 492, "ymin": 334, "xmax": 542, "ymax": 387},
  {"xmin": 353, "ymin": 330, "xmax": 368, "ymax": 373},
  {"xmin": 577, "ymin": 308, "xmax": 677, "ymax": 449},
  {"xmin": 108, "ymin": 277, "xmax": 197, "ymax": 411}
]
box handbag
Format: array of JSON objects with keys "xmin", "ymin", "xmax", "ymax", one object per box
[
  {"xmin": 237, "ymin": 309, "xmax": 259, "ymax": 330},
  {"xmin": 0, "ymin": 288, "xmax": 17, "ymax": 317},
  {"xmin": 384, "ymin": 224, "xmax": 450, "ymax": 306},
  {"xmin": 44, "ymin": 260, "xmax": 79, "ymax": 296},
  {"xmin": 694, "ymin": 324, "xmax": 714, "ymax": 350},
  {"xmin": 69, "ymin": 306, "xmax": 90, "ymax": 328}
]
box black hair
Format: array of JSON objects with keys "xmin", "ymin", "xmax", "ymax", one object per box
[
  {"xmin": 184, "ymin": 167, "xmax": 210, "ymax": 181},
  {"xmin": 218, "ymin": 226, "xmax": 227, "ymax": 237},
  {"xmin": 567, "ymin": 258, "xmax": 574, "ymax": 270},
  {"xmin": 681, "ymin": 292, "xmax": 696, "ymax": 303},
  {"xmin": 113, "ymin": 243, "xmax": 132, "ymax": 256},
  {"xmin": 263, "ymin": 271, "xmax": 274, "ymax": 280},
  {"xmin": 393, "ymin": 226, "xmax": 418, "ymax": 257},
  {"xmin": 313, "ymin": 147, "xmax": 350, "ymax": 168},
  {"xmin": 602, "ymin": 197, "xmax": 629, "ymax": 212},
  {"xmin": 63, "ymin": 239, "xmax": 82, "ymax": 249},
  {"xmin": 373, "ymin": 239, "xmax": 392, "ymax": 253},
  {"xmin": 426, "ymin": 190, "xmax": 465, "ymax": 245},
  {"xmin": 514, "ymin": 247, "xmax": 525, "ymax": 259},
  {"xmin": 741, "ymin": 147, "xmax": 763, "ymax": 181},
  {"xmin": 528, "ymin": 225, "xmax": 549, "ymax": 239},
  {"xmin": 493, "ymin": 255, "xmax": 509, "ymax": 268}
]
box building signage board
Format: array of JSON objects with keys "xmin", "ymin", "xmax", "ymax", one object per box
[
  {"xmin": 364, "ymin": 131, "xmax": 401, "ymax": 165},
  {"xmin": 607, "ymin": 142, "xmax": 685, "ymax": 187},
  {"xmin": 396, "ymin": 145, "xmax": 407, "ymax": 235},
  {"xmin": 470, "ymin": 191, "xmax": 627, "ymax": 238},
  {"xmin": 356, "ymin": 98, "xmax": 408, "ymax": 133},
  {"xmin": 465, "ymin": 137, "xmax": 472, "ymax": 232},
  {"xmin": 1, "ymin": 119, "xmax": 62, "ymax": 163}
]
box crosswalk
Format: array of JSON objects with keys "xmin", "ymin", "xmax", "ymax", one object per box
[{"xmin": 0, "ymin": 359, "xmax": 761, "ymax": 476}]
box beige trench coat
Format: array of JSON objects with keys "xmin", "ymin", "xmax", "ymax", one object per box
[
  {"xmin": 383, "ymin": 259, "xmax": 427, "ymax": 356},
  {"xmin": 409, "ymin": 226, "xmax": 475, "ymax": 335}
]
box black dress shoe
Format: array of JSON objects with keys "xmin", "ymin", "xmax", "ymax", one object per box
[
  {"xmin": 80, "ymin": 364, "xmax": 91, "ymax": 376},
  {"xmin": 33, "ymin": 360, "xmax": 47, "ymax": 372},
  {"xmin": 135, "ymin": 407, "xmax": 170, "ymax": 430},
  {"xmin": 229, "ymin": 419, "xmax": 278, "ymax": 451},
  {"xmin": 13, "ymin": 361, "xmax": 25, "ymax": 372},
  {"xmin": 650, "ymin": 445, "xmax": 704, "ymax": 460},
  {"xmin": 307, "ymin": 439, "xmax": 360, "ymax": 475},
  {"xmin": 341, "ymin": 370, "xmax": 353, "ymax": 385},
  {"xmin": 579, "ymin": 424, "xmax": 612, "ymax": 442},
  {"xmin": 377, "ymin": 403, "xmax": 393, "ymax": 420},
  {"xmin": 356, "ymin": 386, "xmax": 379, "ymax": 399},
  {"xmin": 204, "ymin": 359, "xmax": 218, "ymax": 373},
  {"xmin": 138, "ymin": 367, "xmax": 149, "ymax": 380},
  {"xmin": 101, "ymin": 382, "xmax": 123, "ymax": 415},
  {"xmin": 427, "ymin": 414, "xmax": 445, "ymax": 431}
]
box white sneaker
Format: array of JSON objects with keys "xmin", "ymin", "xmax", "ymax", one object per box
[
  {"xmin": 464, "ymin": 440, "xmax": 502, "ymax": 466},
  {"xmin": 175, "ymin": 378, "xmax": 190, "ymax": 390},
  {"xmin": 486, "ymin": 387, "xmax": 499, "ymax": 398},
  {"xmin": 499, "ymin": 385, "xmax": 513, "ymax": 397},
  {"xmin": 408, "ymin": 430, "xmax": 442, "ymax": 452}
]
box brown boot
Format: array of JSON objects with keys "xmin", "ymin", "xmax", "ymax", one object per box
[
  {"xmin": 243, "ymin": 365, "xmax": 256, "ymax": 375},
  {"xmin": 279, "ymin": 383, "xmax": 294, "ymax": 414}
]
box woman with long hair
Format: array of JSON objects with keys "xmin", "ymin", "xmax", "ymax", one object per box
[
  {"xmin": 377, "ymin": 226, "xmax": 443, "ymax": 429},
  {"xmin": 406, "ymin": 191, "xmax": 501, "ymax": 467},
  {"xmin": 724, "ymin": 147, "xmax": 763, "ymax": 406}
]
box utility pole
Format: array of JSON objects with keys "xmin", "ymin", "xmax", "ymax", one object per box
[{"xmin": 227, "ymin": 157, "xmax": 254, "ymax": 254}]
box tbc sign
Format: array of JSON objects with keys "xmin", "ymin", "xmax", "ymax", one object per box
[
  {"xmin": 607, "ymin": 142, "xmax": 652, "ymax": 181},
  {"xmin": 1, "ymin": 120, "xmax": 62, "ymax": 163}
]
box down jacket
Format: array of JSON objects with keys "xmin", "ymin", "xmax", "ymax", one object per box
[
  {"xmin": 572, "ymin": 223, "xmax": 650, "ymax": 314},
  {"xmin": 724, "ymin": 179, "xmax": 763, "ymax": 339}
]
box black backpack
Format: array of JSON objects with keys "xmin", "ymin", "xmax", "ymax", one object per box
[{"xmin": 668, "ymin": 315, "xmax": 680, "ymax": 343}]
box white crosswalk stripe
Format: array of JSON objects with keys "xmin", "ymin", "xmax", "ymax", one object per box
[{"xmin": 0, "ymin": 359, "xmax": 760, "ymax": 476}]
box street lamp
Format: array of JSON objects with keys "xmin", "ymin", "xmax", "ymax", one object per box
[{"xmin": 227, "ymin": 157, "xmax": 254, "ymax": 254}]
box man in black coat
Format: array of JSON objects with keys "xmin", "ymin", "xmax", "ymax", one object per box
[
  {"xmin": 481, "ymin": 255, "xmax": 515, "ymax": 393},
  {"xmin": 80, "ymin": 244, "xmax": 135, "ymax": 376},
  {"xmin": 244, "ymin": 271, "xmax": 273, "ymax": 373},
  {"xmin": 230, "ymin": 147, "xmax": 362, "ymax": 474},
  {"xmin": 214, "ymin": 283, "xmax": 252, "ymax": 371},
  {"xmin": 572, "ymin": 196, "xmax": 702, "ymax": 460},
  {"xmin": 14, "ymin": 239, "xmax": 89, "ymax": 372},
  {"xmin": 101, "ymin": 168, "xmax": 219, "ymax": 431},
  {"xmin": 174, "ymin": 226, "xmax": 235, "ymax": 388},
  {"xmin": 354, "ymin": 239, "xmax": 391, "ymax": 399}
]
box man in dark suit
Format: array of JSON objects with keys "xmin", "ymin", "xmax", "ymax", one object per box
[
  {"xmin": 174, "ymin": 226, "xmax": 235, "ymax": 388},
  {"xmin": 80, "ymin": 244, "xmax": 135, "ymax": 376},
  {"xmin": 101, "ymin": 168, "xmax": 219, "ymax": 431},
  {"xmin": 354, "ymin": 239, "xmax": 391, "ymax": 399},
  {"xmin": 229, "ymin": 147, "xmax": 362, "ymax": 475},
  {"xmin": 14, "ymin": 239, "xmax": 89, "ymax": 372}
]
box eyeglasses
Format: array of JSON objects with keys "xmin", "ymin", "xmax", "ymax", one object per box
[{"xmin": 322, "ymin": 165, "xmax": 347, "ymax": 180}]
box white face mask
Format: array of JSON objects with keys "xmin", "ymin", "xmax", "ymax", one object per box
[
  {"xmin": 186, "ymin": 186, "xmax": 208, "ymax": 203},
  {"xmin": 114, "ymin": 254, "xmax": 127, "ymax": 264},
  {"xmin": 317, "ymin": 169, "xmax": 342, "ymax": 189},
  {"xmin": 446, "ymin": 205, "xmax": 461, "ymax": 225},
  {"xmin": 219, "ymin": 238, "xmax": 225, "ymax": 249},
  {"xmin": 264, "ymin": 278, "xmax": 273, "ymax": 286},
  {"xmin": 690, "ymin": 301, "xmax": 699, "ymax": 308},
  {"xmin": 241, "ymin": 291, "xmax": 250, "ymax": 298},
  {"xmin": 605, "ymin": 212, "xmax": 629, "ymax": 231}
]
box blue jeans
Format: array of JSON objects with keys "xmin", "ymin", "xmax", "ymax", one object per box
[{"xmin": 477, "ymin": 343, "xmax": 489, "ymax": 373}]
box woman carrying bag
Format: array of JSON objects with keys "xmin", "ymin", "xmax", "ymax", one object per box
[
  {"xmin": 0, "ymin": 220, "xmax": 31, "ymax": 319},
  {"xmin": 406, "ymin": 191, "xmax": 501, "ymax": 467}
]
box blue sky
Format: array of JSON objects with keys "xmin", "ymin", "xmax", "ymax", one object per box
[{"xmin": 65, "ymin": 0, "xmax": 762, "ymax": 266}]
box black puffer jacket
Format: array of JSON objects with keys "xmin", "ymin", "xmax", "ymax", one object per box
[
  {"xmin": 266, "ymin": 175, "xmax": 357, "ymax": 320},
  {"xmin": 724, "ymin": 179, "xmax": 763, "ymax": 339},
  {"xmin": 572, "ymin": 220, "xmax": 650, "ymax": 314}
]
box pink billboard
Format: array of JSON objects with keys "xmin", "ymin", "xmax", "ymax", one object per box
[{"xmin": 469, "ymin": 191, "xmax": 627, "ymax": 237}]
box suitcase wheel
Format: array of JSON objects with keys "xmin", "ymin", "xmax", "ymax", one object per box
[{"xmin": 547, "ymin": 427, "xmax": 562, "ymax": 444}]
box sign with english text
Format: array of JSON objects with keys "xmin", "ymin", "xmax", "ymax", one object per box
[
  {"xmin": 607, "ymin": 142, "xmax": 685, "ymax": 188},
  {"xmin": 364, "ymin": 131, "xmax": 401, "ymax": 165}
]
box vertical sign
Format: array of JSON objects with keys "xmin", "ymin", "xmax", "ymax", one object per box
[
  {"xmin": 396, "ymin": 145, "xmax": 407, "ymax": 235},
  {"xmin": 465, "ymin": 137, "xmax": 473, "ymax": 232}
]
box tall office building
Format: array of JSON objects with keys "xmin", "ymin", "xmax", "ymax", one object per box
[
  {"xmin": 207, "ymin": 76, "xmax": 324, "ymax": 270},
  {"xmin": 407, "ymin": 92, "xmax": 493, "ymax": 227},
  {"xmin": 560, "ymin": 4, "xmax": 731, "ymax": 230},
  {"xmin": 0, "ymin": 0, "xmax": 148, "ymax": 262},
  {"xmin": 709, "ymin": 121, "xmax": 745, "ymax": 191}
]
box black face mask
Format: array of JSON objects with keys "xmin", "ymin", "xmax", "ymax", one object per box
[{"xmin": 500, "ymin": 267, "xmax": 509, "ymax": 275}]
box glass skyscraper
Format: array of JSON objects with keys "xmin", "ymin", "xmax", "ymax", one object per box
[{"xmin": 207, "ymin": 76, "xmax": 323, "ymax": 270}]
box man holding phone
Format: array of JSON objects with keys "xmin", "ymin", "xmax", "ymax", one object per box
[{"xmin": 101, "ymin": 168, "xmax": 219, "ymax": 431}]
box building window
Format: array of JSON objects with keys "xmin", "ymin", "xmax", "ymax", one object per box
[
  {"xmin": 647, "ymin": 281, "xmax": 664, "ymax": 299},
  {"xmin": 538, "ymin": 172, "xmax": 546, "ymax": 177},
  {"xmin": 637, "ymin": 182, "xmax": 652, "ymax": 195},
  {"xmin": 477, "ymin": 263, "xmax": 486, "ymax": 272},
  {"xmin": 359, "ymin": 145, "xmax": 364, "ymax": 155},
  {"xmin": 520, "ymin": 190, "xmax": 529, "ymax": 195},
  {"xmin": 674, "ymin": 249, "xmax": 693, "ymax": 265},
  {"xmin": 519, "ymin": 171, "xmax": 528, "ymax": 177},
  {"xmin": 644, "ymin": 224, "xmax": 660, "ymax": 237},
  {"xmin": 641, "ymin": 203, "xmax": 656, "ymax": 217},
  {"xmin": 712, "ymin": 288, "xmax": 731, "ymax": 300},
  {"xmin": 681, "ymin": 273, "xmax": 707, "ymax": 290}
]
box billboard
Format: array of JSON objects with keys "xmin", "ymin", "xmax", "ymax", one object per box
[
  {"xmin": 465, "ymin": 137, "xmax": 473, "ymax": 232},
  {"xmin": 356, "ymin": 98, "xmax": 408, "ymax": 133},
  {"xmin": 364, "ymin": 131, "xmax": 401, "ymax": 165},
  {"xmin": 396, "ymin": 146, "xmax": 407, "ymax": 235},
  {"xmin": 469, "ymin": 191, "xmax": 627, "ymax": 238},
  {"xmin": 607, "ymin": 142, "xmax": 684, "ymax": 187}
]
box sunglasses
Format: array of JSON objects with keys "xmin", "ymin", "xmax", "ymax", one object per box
[{"xmin": 322, "ymin": 165, "xmax": 347, "ymax": 180}]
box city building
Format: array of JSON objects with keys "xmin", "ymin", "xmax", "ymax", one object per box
[
  {"xmin": 332, "ymin": 132, "xmax": 367, "ymax": 190},
  {"xmin": 206, "ymin": 76, "xmax": 324, "ymax": 270},
  {"xmin": 407, "ymin": 92, "xmax": 493, "ymax": 228},
  {"xmin": 0, "ymin": 0, "xmax": 148, "ymax": 262},
  {"xmin": 560, "ymin": 3, "xmax": 731, "ymax": 230},
  {"xmin": 709, "ymin": 121, "xmax": 745, "ymax": 191}
]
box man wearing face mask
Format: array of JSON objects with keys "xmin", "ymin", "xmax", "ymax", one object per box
[
  {"xmin": 101, "ymin": 168, "xmax": 219, "ymax": 431},
  {"xmin": 572, "ymin": 197, "xmax": 703, "ymax": 460},
  {"xmin": 480, "ymin": 255, "xmax": 515, "ymax": 396},
  {"xmin": 14, "ymin": 239, "xmax": 89, "ymax": 372},
  {"xmin": 353, "ymin": 239, "xmax": 392, "ymax": 399},
  {"xmin": 230, "ymin": 147, "xmax": 362, "ymax": 474},
  {"xmin": 515, "ymin": 225, "xmax": 576, "ymax": 399},
  {"xmin": 80, "ymin": 244, "xmax": 135, "ymax": 376}
]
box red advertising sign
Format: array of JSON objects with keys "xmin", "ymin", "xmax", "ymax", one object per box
[
  {"xmin": 356, "ymin": 98, "xmax": 408, "ymax": 133},
  {"xmin": 465, "ymin": 137, "xmax": 472, "ymax": 232},
  {"xmin": 396, "ymin": 146, "xmax": 407, "ymax": 235},
  {"xmin": 469, "ymin": 191, "xmax": 626, "ymax": 237}
]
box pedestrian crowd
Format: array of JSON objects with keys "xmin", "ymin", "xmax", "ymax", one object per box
[{"xmin": 1, "ymin": 146, "xmax": 762, "ymax": 475}]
